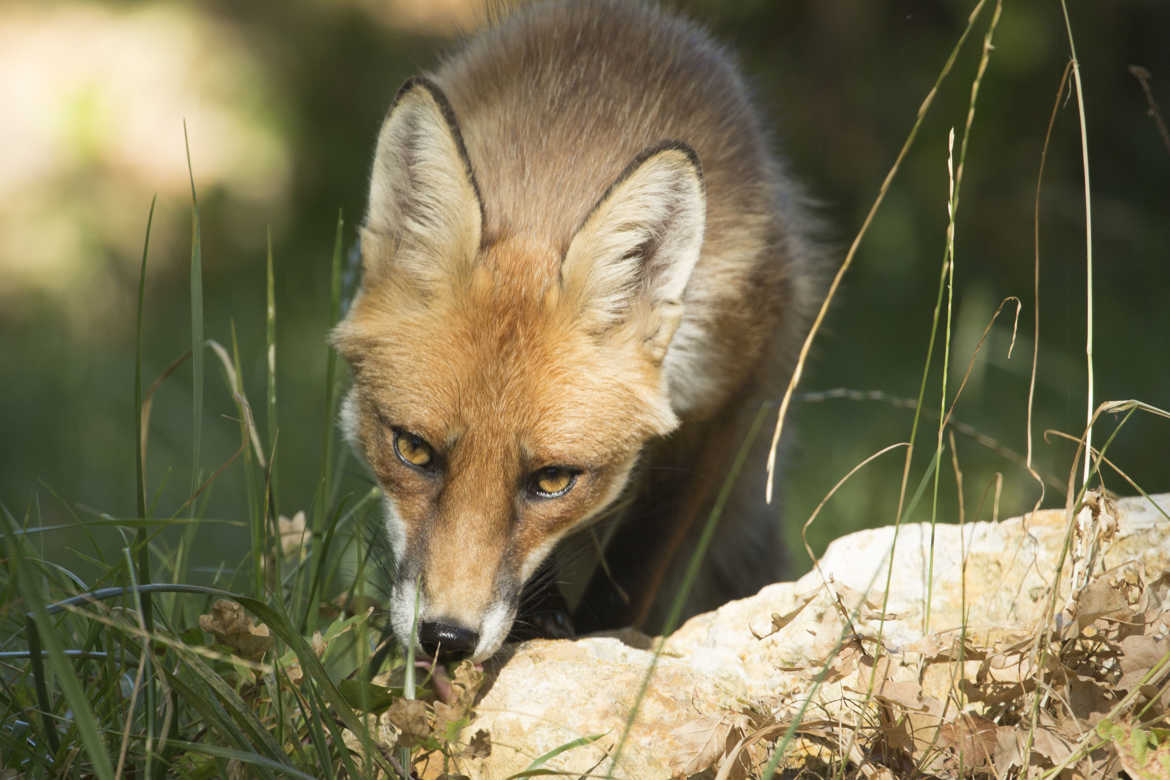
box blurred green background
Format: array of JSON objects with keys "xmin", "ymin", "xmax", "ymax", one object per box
[{"xmin": 2, "ymin": 0, "xmax": 1167, "ymax": 580}]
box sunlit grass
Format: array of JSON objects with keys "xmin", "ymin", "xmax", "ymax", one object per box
[{"xmin": 0, "ymin": 175, "xmax": 416, "ymax": 776}]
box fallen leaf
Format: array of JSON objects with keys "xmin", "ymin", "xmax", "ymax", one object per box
[
  {"xmin": 198, "ymin": 599, "xmax": 273, "ymax": 662},
  {"xmin": 464, "ymin": 728, "xmax": 491, "ymax": 758},
  {"xmin": 386, "ymin": 698, "xmax": 433, "ymax": 749},
  {"xmin": 938, "ymin": 713, "xmax": 998, "ymax": 769}
]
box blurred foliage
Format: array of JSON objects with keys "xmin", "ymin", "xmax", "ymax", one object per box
[{"xmin": 1, "ymin": 0, "xmax": 1167, "ymax": 579}]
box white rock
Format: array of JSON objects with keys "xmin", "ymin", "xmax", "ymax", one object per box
[{"xmin": 438, "ymin": 493, "xmax": 1170, "ymax": 778}]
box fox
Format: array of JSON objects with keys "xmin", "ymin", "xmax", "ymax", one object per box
[{"xmin": 332, "ymin": 0, "xmax": 822, "ymax": 663}]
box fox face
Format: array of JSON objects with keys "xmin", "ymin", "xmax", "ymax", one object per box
[{"xmin": 332, "ymin": 78, "xmax": 706, "ymax": 661}]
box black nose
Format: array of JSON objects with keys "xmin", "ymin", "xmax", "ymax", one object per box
[{"xmin": 417, "ymin": 620, "xmax": 479, "ymax": 660}]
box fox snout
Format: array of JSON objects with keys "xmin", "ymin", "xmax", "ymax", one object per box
[
  {"xmin": 380, "ymin": 477, "xmax": 528, "ymax": 661},
  {"xmin": 385, "ymin": 561, "xmax": 521, "ymax": 662}
]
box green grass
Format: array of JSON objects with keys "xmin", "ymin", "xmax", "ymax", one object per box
[{"xmin": 0, "ymin": 174, "xmax": 423, "ymax": 778}]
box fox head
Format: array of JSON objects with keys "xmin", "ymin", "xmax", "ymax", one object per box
[{"xmin": 331, "ymin": 78, "xmax": 705, "ymax": 661}]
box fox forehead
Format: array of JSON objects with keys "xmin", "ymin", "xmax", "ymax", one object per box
[{"xmin": 337, "ymin": 235, "xmax": 675, "ymax": 461}]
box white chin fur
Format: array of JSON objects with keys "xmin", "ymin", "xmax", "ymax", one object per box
[
  {"xmin": 472, "ymin": 600, "xmax": 515, "ymax": 662},
  {"xmin": 389, "ymin": 578, "xmax": 420, "ymax": 651}
]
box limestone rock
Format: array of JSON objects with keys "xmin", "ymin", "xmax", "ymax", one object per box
[{"xmin": 435, "ymin": 493, "xmax": 1170, "ymax": 778}]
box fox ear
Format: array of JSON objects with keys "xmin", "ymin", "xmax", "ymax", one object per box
[
  {"xmin": 562, "ymin": 142, "xmax": 705, "ymax": 361},
  {"xmin": 362, "ymin": 77, "xmax": 484, "ymax": 287}
]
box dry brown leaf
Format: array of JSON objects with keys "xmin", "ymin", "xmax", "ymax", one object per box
[
  {"xmin": 1067, "ymin": 674, "xmax": 1116, "ymax": 725},
  {"xmin": 1029, "ymin": 724, "xmax": 1076, "ymax": 766},
  {"xmin": 824, "ymin": 642, "xmax": 864, "ymax": 682},
  {"xmin": 1076, "ymin": 572, "xmax": 1138, "ymax": 629},
  {"xmin": 198, "ymin": 599, "xmax": 273, "ymax": 662},
  {"xmin": 991, "ymin": 725, "xmax": 1024, "ymax": 774},
  {"xmin": 876, "ymin": 706, "xmax": 916, "ymax": 757},
  {"xmin": 674, "ymin": 717, "xmax": 747, "ymax": 778},
  {"xmin": 871, "ymin": 680, "xmax": 938, "ymax": 715},
  {"xmin": 824, "ymin": 582, "xmax": 897, "ymax": 630},
  {"xmin": 463, "ymin": 728, "xmax": 491, "ymax": 759},
  {"xmin": 938, "ymin": 713, "xmax": 998, "ymax": 769},
  {"xmin": 433, "ymin": 700, "xmax": 464, "ymax": 738},
  {"xmin": 449, "ymin": 660, "xmax": 485, "ymax": 710},
  {"xmin": 714, "ymin": 719, "xmax": 796, "ymax": 780},
  {"xmin": 1118, "ymin": 633, "xmax": 1170, "ymax": 691},
  {"xmin": 424, "ymin": 661, "xmax": 487, "ymax": 745},
  {"xmin": 386, "ymin": 698, "xmax": 433, "ymax": 748},
  {"xmin": 983, "ymin": 649, "xmax": 1035, "ymax": 685},
  {"xmin": 751, "ymin": 591, "xmax": 818, "ymax": 639}
]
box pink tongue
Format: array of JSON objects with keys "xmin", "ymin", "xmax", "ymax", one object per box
[
  {"xmin": 413, "ymin": 659, "xmax": 485, "ymax": 705},
  {"xmin": 415, "ymin": 658, "xmax": 454, "ymax": 704}
]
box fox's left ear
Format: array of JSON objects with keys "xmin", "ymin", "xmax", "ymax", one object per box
[
  {"xmin": 562, "ymin": 142, "xmax": 705, "ymax": 362},
  {"xmin": 361, "ymin": 77, "xmax": 484, "ymax": 288}
]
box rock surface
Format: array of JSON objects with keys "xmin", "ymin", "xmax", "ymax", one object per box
[{"xmin": 411, "ymin": 493, "xmax": 1170, "ymax": 778}]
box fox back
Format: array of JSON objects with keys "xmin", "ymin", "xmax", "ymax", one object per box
[{"xmin": 333, "ymin": 0, "xmax": 821, "ymax": 661}]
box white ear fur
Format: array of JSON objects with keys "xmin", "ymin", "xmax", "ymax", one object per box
[
  {"xmin": 561, "ymin": 143, "xmax": 705, "ymax": 356},
  {"xmin": 363, "ymin": 77, "xmax": 483, "ymax": 287}
]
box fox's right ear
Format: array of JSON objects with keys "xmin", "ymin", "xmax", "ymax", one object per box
[{"xmin": 361, "ymin": 77, "xmax": 484, "ymax": 288}]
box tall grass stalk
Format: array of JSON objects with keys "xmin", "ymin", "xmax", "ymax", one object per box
[
  {"xmin": 924, "ymin": 128, "xmax": 958, "ymax": 636},
  {"xmin": 1024, "ymin": 400, "xmax": 1170, "ymax": 762},
  {"xmin": 764, "ymin": 0, "xmax": 993, "ymax": 502},
  {"xmin": 1028, "ymin": 59, "xmax": 1073, "ymax": 517},
  {"xmin": 231, "ymin": 323, "xmax": 265, "ymax": 596},
  {"xmin": 266, "ymin": 225, "xmax": 280, "ymax": 524},
  {"xmin": 183, "ymin": 120, "xmax": 205, "ymax": 498},
  {"xmin": 176, "ymin": 131, "xmax": 207, "ymax": 762},
  {"xmin": 133, "ymin": 193, "xmax": 161, "ymax": 779},
  {"xmin": 1021, "ymin": 3, "xmax": 1100, "ymax": 762},
  {"xmin": 1059, "ymin": 0, "xmax": 1096, "ymax": 493},
  {"xmin": 134, "ymin": 195, "xmax": 157, "ymax": 611}
]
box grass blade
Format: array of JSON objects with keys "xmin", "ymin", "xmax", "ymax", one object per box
[
  {"xmin": 171, "ymin": 650, "xmax": 286, "ymax": 766},
  {"xmin": 1060, "ymin": 0, "xmax": 1095, "ymax": 491},
  {"xmin": 134, "ymin": 195, "xmax": 157, "ymax": 632},
  {"xmin": 132, "ymin": 194, "xmax": 160, "ymax": 780},
  {"xmin": 183, "ymin": 120, "xmax": 204, "ymax": 497},
  {"xmin": 287, "ymin": 675, "xmax": 337, "ymax": 780},
  {"xmin": 165, "ymin": 741, "xmax": 318, "ymax": 780},
  {"xmin": 510, "ymin": 733, "xmax": 604, "ymax": 777},
  {"xmin": 163, "ymin": 671, "xmax": 258, "ymax": 764},
  {"xmin": 266, "ymin": 225, "xmax": 279, "ymax": 522},
  {"xmin": 2, "ymin": 505, "xmax": 116, "ymax": 779}
]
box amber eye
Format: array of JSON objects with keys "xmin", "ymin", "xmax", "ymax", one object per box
[
  {"xmin": 393, "ymin": 430, "xmax": 435, "ymax": 469},
  {"xmin": 529, "ymin": 467, "xmax": 578, "ymax": 499}
]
